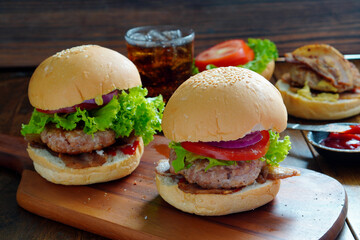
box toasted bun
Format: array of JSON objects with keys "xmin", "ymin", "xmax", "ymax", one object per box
[
  {"xmin": 162, "ymin": 67, "xmax": 287, "ymax": 142},
  {"xmin": 276, "ymin": 78, "xmax": 360, "ymax": 120},
  {"xmin": 260, "ymin": 60, "xmax": 275, "ymax": 80},
  {"xmin": 27, "ymin": 137, "xmax": 144, "ymax": 185},
  {"xmin": 28, "ymin": 45, "xmax": 141, "ymax": 110},
  {"xmin": 155, "ymin": 160, "xmax": 280, "ymax": 216}
]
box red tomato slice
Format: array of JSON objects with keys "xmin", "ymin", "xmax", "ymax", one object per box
[
  {"xmin": 195, "ymin": 40, "xmax": 255, "ymax": 72},
  {"xmin": 181, "ymin": 131, "xmax": 270, "ymax": 161}
]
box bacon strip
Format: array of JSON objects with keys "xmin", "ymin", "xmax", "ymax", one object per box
[{"xmin": 285, "ymin": 44, "xmax": 360, "ymax": 92}]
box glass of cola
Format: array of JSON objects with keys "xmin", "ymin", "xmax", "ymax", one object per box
[{"xmin": 125, "ymin": 25, "xmax": 195, "ymax": 101}]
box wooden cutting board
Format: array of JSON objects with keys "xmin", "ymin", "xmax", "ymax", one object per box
[{"xmin": 0, "ymin": 134, "xmax": 347, "ymax": 240}]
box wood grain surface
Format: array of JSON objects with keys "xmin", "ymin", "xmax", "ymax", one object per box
[
  {"xmin": 1, "ymin": 0, "xmax": 360, "ymax": 67},
  {"xmin": 0, "ymin": 134, "xmax": 348, "ymax": 240}
]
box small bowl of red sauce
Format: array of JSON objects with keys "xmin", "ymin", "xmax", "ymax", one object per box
[{"xmin": 307, "ymin": 123, "xmax": 360, "ymax": 159}]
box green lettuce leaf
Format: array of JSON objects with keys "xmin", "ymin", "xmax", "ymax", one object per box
[
  {"xmin": 21, "ymin": 86, "xmax": 164, "ymax": 145},
  {"xmin": 261, "ymin": 130, "xmax": 291, "ymax": 166},
  {"xmin": 192, "ymin": 59, "xmax": 200, "ymax": 75},
  {"xmin": 204, "ymin": 38, "xmax": 278, "ymax": 74},
  {"xmin": 242, "ymin": 38, "xmax": 278, "ymax": 73},
  {"xmin": 169, "ymin": 130, "xmax": 291, "ymax": 172},
  {"xmin": 169, "ymin": 142, "xmax": 237, "ymax": 173},
  {"xmin": 21, "ymin": 110, "xmax": 52, "ymax": 135}
]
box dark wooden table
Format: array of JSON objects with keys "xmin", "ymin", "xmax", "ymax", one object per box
[{"xmin": 1, "ymin": 0, "xmax": 360, "ymax": 239}]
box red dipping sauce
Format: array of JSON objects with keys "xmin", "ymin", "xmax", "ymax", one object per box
[{"xmin": 321, "ymin": 124, "xmax": 360, "ymax": 150}]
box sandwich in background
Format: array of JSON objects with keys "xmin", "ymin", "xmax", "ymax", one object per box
[{"xmin": 276, "ymin": 44, "xmax": 360, "ymax": 120}]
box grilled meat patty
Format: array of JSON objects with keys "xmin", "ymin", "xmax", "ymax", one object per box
[
  {"xmin": 169, "ymin": 149, "xmax": 266, "ymax": 189},
  {"xmin": 40, "ymin": 125, "xmax": 116, "ymax": 154}
]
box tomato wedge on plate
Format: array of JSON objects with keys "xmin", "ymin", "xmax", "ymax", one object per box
[
  {"xmin": 181, "ymin": 130, "xmax": 270, "ymax": 161},
  {"xmin": 195, "ymin": 39, "xmax": 255, "ymax": 72}
]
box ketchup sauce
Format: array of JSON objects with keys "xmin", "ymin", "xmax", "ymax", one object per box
[
  {"xmin": 107, "ymin": 140, "xmax": 140, "ymax": 156},
  {"xmin": 121, "ymin": 140, "xmax": 140, "ymax": 155},
  {"xmin": 321, "ymin": 124, "xmax": 360, "ymax": 150}
]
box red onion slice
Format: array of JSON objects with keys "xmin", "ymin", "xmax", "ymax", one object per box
[
  {"xmin": 82, "ymin": 90, "xmax": 118, "ymax": 105},
  {"xmin": 206, "ymin": 131, "xmax": 263, "ymax": 149},
  {"xmin": 37, "ymin": 90, "xmax": 118, "ymax": 114}
]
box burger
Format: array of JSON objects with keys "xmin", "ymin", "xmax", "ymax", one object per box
[
  {"xmin": 194, "ymin": 38, "xmax": 278, "ymax": 80},
  {"xmin": 275, "ymin": 44, "xmax": 360, "ymax": 120},
  {"xmin": 155, "ymin": 67, "xmax": 299, "ymax": 216},
  {"xmin": 21, "ymin": 45, "xmax": 164, "ymax": 185}
]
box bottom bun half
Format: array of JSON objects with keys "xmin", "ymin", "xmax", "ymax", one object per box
[
  {"xmin": 276, "ymin": 79, "xmax": 360, "ymax": 120},
  {"xmin": 155, "ymin": 170, "xmax": 280, "ymax": 216},
  {"xmin": 27, "ymin": 137, "xmax": 144, "ymax": 185},
  {"xmin": 261, "ymin": 60, "xmax": 275, "ymax": 81}
]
